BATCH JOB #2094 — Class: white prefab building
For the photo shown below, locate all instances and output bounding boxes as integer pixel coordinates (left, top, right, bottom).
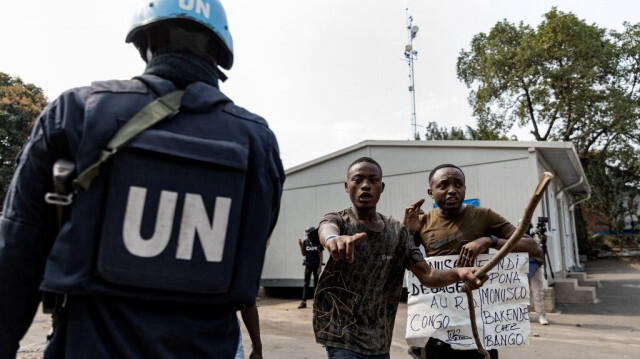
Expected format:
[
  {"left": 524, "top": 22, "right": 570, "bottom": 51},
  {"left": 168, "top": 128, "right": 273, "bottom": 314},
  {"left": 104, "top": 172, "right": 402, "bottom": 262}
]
[{"left": 262, "top": 140, "right": 591, "bottom": 291}]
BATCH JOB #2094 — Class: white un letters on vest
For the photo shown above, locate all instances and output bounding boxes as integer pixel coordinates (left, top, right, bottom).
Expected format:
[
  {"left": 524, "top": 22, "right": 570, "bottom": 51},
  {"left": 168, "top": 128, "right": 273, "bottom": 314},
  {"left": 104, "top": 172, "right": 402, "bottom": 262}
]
[{"left": 122, "top": 186, "right": 230, "bottom": 262}]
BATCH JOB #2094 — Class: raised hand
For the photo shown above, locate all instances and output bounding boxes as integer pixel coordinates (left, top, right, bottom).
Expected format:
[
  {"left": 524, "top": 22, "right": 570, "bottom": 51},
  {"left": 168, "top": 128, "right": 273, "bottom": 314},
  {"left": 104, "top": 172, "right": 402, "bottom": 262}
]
[{"left": 403, "top": 199, "right": 425, "bottom": 234}]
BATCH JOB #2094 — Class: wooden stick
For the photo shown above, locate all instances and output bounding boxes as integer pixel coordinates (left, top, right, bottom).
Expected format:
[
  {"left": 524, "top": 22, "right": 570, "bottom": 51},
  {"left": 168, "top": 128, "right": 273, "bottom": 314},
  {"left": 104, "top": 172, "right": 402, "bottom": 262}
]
[{"left": 463, "top": 172, "right": 554, "bottom": 358}]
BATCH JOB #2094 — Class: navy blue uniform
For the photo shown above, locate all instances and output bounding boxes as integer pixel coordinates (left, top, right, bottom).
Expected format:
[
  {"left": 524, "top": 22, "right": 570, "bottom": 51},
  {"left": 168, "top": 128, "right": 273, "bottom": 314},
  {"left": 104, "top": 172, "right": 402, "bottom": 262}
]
[{"left": 0, "top": 74, "right": 285, "bottom": 357}]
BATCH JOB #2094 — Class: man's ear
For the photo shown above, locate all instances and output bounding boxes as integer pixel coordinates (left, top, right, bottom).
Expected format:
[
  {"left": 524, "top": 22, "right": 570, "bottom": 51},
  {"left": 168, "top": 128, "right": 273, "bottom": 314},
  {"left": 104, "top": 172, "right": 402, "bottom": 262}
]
[
  {"left": 381, "top": 182, "right": 385, "bottom": 193},
  {"left": 344, "top": 181, "right": 348, "bottom": 192},
  {"left": 427, "top": 188, "right": 433, "bottom": 198}
]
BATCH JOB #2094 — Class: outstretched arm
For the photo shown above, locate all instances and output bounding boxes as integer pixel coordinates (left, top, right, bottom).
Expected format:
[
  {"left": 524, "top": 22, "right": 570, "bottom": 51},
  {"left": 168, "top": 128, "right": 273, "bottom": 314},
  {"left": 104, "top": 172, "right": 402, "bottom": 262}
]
[
  {"left": 506, "top": 232, "right": 542, "bottom": 259},
  {"left": 409, "top": 260, "right": 487, "bottom": 289},
  {"left": 318, "top": 223, "right": 366, "bottom": 263}
]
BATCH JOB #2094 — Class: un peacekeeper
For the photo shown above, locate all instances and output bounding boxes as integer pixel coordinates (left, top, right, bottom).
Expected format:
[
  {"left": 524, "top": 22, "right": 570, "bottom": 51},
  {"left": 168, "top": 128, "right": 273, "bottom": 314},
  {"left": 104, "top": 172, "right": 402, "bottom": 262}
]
[{"left": 0, "top": 0, "right": 285, "bottom": 357}]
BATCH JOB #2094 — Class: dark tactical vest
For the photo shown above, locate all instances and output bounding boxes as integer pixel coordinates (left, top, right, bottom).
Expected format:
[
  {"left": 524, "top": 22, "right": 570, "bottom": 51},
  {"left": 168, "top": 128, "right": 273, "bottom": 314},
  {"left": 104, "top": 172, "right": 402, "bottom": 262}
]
[{"left": 40, "top": 76, "right": 284, "bottom": 305}]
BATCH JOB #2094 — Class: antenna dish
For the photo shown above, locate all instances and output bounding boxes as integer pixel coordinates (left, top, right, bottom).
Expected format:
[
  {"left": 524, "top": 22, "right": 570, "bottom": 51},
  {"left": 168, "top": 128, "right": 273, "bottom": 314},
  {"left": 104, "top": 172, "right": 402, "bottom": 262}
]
[{"left": 411, "top": 25, "right": 420, "bottom": 38}]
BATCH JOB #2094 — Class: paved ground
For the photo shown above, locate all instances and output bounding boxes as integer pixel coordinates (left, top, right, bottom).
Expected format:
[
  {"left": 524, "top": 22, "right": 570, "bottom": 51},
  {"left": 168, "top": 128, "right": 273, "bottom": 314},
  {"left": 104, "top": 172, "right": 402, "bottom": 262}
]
[{"left": 18, "top": 256, "right": 640, "bottom": 358}]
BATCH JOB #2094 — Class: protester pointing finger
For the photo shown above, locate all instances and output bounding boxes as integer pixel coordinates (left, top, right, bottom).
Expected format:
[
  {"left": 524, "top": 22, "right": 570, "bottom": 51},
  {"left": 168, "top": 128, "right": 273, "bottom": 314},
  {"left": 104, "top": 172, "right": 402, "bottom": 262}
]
[
  {"left": 322, "top": 232, "right": 367, "bottom": 262},
  {"left": 313, "top": 157, "right": 488, "bottom": 357}
]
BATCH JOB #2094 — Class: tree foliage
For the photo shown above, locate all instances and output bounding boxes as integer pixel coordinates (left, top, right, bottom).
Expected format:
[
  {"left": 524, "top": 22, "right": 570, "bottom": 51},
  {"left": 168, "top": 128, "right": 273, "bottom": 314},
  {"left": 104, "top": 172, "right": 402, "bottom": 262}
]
[
  {"left": 583, "top": 152, "right": 639, "bottom": 239},
  {"left": 456, "top": 8, "right": 640, "bottom": 234},
  {"left": 0, "top": 72, "right": 48, "bottom": 204},
  {"left": 424, "top": 122, "right": 464, "bottom": 140}
]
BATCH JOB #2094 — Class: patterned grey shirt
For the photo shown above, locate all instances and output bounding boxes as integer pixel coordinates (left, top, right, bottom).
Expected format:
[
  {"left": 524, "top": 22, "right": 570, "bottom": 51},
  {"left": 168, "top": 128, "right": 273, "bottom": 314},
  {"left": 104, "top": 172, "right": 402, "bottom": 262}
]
[{"left": 313, "top": 208, "right": 425, "bottom": 355}]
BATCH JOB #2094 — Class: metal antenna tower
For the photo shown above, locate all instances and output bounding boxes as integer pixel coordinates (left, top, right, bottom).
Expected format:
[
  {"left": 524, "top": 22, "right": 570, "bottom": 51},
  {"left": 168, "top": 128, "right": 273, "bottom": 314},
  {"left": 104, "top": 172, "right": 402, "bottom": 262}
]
[{"left": 404, "top": 9, "right": 420, "bottom": 140}]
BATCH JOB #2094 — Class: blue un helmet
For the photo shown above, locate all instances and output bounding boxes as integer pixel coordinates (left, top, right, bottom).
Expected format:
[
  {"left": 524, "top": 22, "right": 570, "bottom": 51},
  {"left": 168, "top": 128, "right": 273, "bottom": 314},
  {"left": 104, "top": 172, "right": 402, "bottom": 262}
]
[{"left": 126, "top": 0, "right": 234, "bottom": 69}]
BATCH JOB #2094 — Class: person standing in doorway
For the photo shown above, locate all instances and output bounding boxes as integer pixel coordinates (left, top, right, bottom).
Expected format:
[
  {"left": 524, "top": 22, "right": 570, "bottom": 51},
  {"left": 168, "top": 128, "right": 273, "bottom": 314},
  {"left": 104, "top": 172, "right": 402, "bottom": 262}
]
[{"left": 298, "top": 226, "right": 323, "bottom": 309}]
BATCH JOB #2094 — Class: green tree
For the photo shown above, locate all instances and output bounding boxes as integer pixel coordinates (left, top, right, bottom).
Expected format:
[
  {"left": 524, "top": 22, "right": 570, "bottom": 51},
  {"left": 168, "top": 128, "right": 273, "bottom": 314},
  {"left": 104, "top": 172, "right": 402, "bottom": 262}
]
[
  {"left": 424, "top": 122, "right": 464, "bottom": 140},
  {"left": 456, "top": 8, "right": 640, "bottom": 245},
  {"left": 583, "top": 152, "right": 637, "bottom": 243},
  {"left": 0, "top": 72, "right": 48, "bottom": 204}
]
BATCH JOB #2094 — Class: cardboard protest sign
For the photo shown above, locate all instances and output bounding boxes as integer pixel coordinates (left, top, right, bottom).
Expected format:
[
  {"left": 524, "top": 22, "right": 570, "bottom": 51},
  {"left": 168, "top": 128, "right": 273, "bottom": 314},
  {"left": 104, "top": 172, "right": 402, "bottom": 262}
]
[{"left": 406, "top": 253, "right": 531, "bottom": 350}]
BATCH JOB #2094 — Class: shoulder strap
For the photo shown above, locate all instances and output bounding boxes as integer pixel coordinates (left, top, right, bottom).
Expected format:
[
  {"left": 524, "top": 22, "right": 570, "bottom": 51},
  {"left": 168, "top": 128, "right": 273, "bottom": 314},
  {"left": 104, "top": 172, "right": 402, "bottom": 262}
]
[{"left": 73, "top": 90, "right": 184, "bottom": 192}]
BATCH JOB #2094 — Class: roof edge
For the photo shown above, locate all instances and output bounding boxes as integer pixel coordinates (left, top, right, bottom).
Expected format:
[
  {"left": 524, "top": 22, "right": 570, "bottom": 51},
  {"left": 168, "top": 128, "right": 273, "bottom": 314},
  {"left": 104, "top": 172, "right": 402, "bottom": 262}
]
[{"left": 286, "top": 139, "right": 575, "bottom": 174}]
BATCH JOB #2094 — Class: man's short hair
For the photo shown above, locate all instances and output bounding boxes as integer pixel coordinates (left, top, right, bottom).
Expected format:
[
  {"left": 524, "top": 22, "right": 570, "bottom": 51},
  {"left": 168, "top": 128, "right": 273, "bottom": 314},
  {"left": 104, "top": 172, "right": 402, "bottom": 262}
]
[
  {"left": 428, "top": 163, "right": 464, "bottom": 183},
  {"left": 347, "top": 157, "right": 382, "bottom": 176}
]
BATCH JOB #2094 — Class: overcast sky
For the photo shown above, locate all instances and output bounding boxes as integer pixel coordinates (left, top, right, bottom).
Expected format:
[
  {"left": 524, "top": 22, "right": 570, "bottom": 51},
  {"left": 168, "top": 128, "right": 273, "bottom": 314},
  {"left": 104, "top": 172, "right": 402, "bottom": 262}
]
[{"left": 2, "top": 0, "right": 639, "bottom": 169}]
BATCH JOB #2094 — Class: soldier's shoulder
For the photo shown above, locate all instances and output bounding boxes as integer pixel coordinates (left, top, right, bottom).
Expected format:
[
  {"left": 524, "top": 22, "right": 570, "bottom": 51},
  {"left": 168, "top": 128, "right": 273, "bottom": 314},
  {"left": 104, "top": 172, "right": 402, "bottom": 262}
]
[
  {"left": 223, "top": 103, "right": 267, "bottom": 126},
  {"left": 90, "top": 79, "right": 148, "bottom": 94}
]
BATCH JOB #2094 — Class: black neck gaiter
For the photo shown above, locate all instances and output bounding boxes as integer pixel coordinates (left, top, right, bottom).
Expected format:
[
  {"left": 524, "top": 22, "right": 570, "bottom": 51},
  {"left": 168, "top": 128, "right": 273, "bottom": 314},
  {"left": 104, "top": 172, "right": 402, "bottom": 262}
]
[{"left": 144, "top": 52, "right": 219, "bottom": 89}]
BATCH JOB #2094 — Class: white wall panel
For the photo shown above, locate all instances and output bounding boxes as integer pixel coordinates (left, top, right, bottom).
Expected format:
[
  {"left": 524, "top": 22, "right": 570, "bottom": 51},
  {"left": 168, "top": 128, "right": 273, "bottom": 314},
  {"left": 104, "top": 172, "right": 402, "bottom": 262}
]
[{"left": 262, "top": 141, "right": 586, "bottom": 286}]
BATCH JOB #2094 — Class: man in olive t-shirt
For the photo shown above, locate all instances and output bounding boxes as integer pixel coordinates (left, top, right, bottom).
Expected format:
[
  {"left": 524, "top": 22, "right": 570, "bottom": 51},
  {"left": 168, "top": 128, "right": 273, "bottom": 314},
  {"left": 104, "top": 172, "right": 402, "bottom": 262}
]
[
  {"left": 417, "top": 205, "right": 514, "bottom": 257},
  {"left": 404, "top": 163, "right": 541, "bottom": 359}
]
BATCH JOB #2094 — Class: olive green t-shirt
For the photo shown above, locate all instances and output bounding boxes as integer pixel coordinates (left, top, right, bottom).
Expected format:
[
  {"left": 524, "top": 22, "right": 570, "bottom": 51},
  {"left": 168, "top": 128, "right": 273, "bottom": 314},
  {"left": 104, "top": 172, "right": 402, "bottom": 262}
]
[
  {"left": 418, "top": 205, "right": 515, "bottom": 257},
  {"left": 313, "top": 208, "right": 425, "bottom": 355}
]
